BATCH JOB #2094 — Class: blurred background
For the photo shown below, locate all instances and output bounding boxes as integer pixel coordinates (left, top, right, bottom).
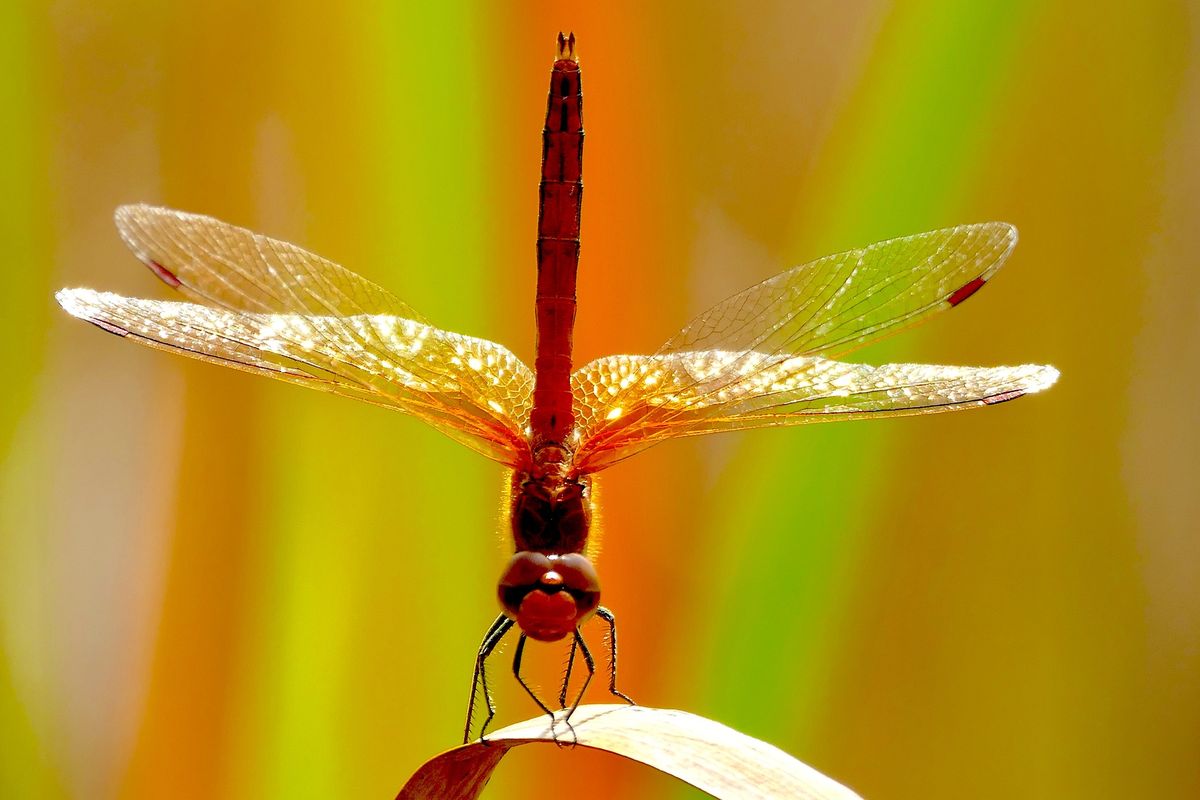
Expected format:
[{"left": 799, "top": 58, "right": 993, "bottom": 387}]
[{"left": 3, "top": 1, "right": 1197, "bottom": 798}]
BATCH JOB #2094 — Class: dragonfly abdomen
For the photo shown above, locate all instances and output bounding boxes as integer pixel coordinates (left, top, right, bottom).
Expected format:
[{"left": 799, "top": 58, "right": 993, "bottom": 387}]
[{"left": 531, "top": 34, "right": 583, "bottom": 447}]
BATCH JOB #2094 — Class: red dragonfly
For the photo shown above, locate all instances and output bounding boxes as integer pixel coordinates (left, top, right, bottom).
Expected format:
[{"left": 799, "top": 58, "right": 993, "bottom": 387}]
[{"left": 57, "top": 33, "right": 1057, "bottom": 740}]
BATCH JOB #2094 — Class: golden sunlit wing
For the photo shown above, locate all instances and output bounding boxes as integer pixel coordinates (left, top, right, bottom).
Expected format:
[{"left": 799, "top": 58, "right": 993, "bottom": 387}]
[
  {"left": 571, "top": 352, "right": 1057, "bottom": 472},
  {"left": 59, "top": 207, "right": 534, "bottom": 467},
  {"left": 570, "top": 224, "right": 1057, "bottom": 474}
]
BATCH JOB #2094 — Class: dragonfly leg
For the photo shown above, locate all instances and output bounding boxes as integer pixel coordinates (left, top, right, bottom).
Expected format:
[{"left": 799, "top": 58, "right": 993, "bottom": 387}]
[
  {"left": 558, "top": 635, "right": 579, "bottom": 709},
  {"left": 464, "top": 613, "right": 514, "bottom": 744},
  {"left": 511, "top": 633, "right": 559, "bottom": 729},
  {"left": 563, "top": 628, "right": 596, "bottom": 725},
  {"left": 548, "top": 629, "right": 595, "bottom": 748},
  {"left": 596, "top": 606, "right": 635, "bottom": 705}
]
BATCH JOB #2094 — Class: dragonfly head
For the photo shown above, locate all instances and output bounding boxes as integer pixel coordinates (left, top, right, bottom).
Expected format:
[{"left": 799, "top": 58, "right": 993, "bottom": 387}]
[{"left": 498, "top": 551, "right": 600, "bottom": 642}]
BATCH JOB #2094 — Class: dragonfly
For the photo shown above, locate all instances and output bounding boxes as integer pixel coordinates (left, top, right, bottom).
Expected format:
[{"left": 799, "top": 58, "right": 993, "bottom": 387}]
[{"left": 57, "top": 33, "right": 1058, "bottom": 742}]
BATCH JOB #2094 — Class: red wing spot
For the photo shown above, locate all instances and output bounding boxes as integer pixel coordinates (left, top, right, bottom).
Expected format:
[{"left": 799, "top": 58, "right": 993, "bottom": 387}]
[
  {"left": 983, "top": 389, "right": 1025, "bottom": 405},
  {"left": 146, "top": 259, "right": 182, "bottom": 288},
  {"left": 947, "top": 276, "right": 986, "bottom": 306}
]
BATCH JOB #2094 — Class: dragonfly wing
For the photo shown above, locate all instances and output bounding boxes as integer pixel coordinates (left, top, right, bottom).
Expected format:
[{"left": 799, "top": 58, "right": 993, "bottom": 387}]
[
  {"left": 571, "top": 351, "right": 1057, "bottom": 473},
  {"left": 114, "top": 204, "right": 422, "bottom": 318},
  {"left": 57, "top": 289, "right": 534, "bottom": 467},
  {"left": 663, "top": 222, "right": 1016, "bottom": 358},
  {"left": 569, "top": 222, "right": 1048, "bottom": 473}
]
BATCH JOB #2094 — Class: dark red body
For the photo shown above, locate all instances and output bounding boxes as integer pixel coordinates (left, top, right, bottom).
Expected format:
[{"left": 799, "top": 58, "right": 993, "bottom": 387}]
[
  {"left": 509, "top": 469, "right": 591, "bottom": 555},
  {"left": 530, "top": 53, "right": 584, "bottom": 450},
  {"left": 497, "top": 38, "right": 596, "bottom": 643}
]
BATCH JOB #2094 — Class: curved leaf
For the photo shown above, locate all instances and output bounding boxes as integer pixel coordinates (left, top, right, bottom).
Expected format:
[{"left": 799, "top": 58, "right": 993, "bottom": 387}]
[{"left": 397, "top": 704, "right": 863, "bottom": 799}]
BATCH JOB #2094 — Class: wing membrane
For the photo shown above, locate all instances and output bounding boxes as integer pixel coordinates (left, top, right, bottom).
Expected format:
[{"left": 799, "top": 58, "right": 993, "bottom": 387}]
[
  {"left": 62, "top": 206, "right": 535, "bottom": 465},
  {"left": 57, "top": 291, "right": 533, "bottom": 467},
  {"left": 663, "top": 222, "right": 1016, "bottom": 358},
  {"left": 571, "top": 351, "right": 1057, "bottom": 472},
  {"left": 571, "top": 223, "right": 1054, "bottom": 473},
  {"left": 114, "top": 204, "right": 419, "bottom": 318}
]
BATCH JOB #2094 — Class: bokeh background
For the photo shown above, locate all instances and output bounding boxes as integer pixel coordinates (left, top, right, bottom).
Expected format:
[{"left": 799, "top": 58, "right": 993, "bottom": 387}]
[{"left": 3, "top": 1, "right": 1198, "bottom": 798}]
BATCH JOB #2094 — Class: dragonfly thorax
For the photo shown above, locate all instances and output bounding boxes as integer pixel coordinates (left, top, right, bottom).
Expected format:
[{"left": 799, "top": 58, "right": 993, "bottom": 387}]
[
  {"left": 511, "top": 450, "right": 595, "bottom": 551},
  {"left": 509, "top": 469, "right": 592, "bottom": 554}
]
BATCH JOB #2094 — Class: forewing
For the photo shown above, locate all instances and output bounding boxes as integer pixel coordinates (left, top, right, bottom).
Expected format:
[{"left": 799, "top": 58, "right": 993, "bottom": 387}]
[
  {"left": 114, "top": 204, "right": 420, "bottom": 318},
  {"left": 570, "top": 222, "right": 1050, "bottom": 474},
  {"left": 57, "top": 289, "right": 534, "bottom": 467},
  {"left": 571, "top": 351, "right": 1057, "bottom": 473},
  {"left": 663, "top": 222, "right": 1017, "bottom": 358}
]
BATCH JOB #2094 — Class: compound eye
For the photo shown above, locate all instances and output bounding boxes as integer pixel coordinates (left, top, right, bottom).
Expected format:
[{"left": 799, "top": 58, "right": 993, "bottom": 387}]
[
  {"left": 551, "top": 553, "right": 600, "bottom": 619},
  {"left": 497, "top": 552, "right": 553, "bottom": 617},
  {"left": 498, "top": 551, "right": 553, "bottom": 592},
  {"left": 552, "top": 552, "right": 600, "bottom": 595}
]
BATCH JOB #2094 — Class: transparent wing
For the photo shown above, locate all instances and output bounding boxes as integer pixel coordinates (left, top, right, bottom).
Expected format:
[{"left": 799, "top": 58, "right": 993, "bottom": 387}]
[
  {"left": 570, "top": 351, "right": 1057, "bottom": 473},
  {"left": 662, "top": 222, "right": 1017, "bottom": 358},
  {"left": 570, "top": 223, "right": 1054, "bottom": 474},
  {"left": 57, "top": 289, "right": 532, "bottom": 466},
  {"left": 114, "top": 204, "right": 420, "bottom": 318},
  {"left": 60, "top": 205, "right": 534, "bottom": 467}
]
